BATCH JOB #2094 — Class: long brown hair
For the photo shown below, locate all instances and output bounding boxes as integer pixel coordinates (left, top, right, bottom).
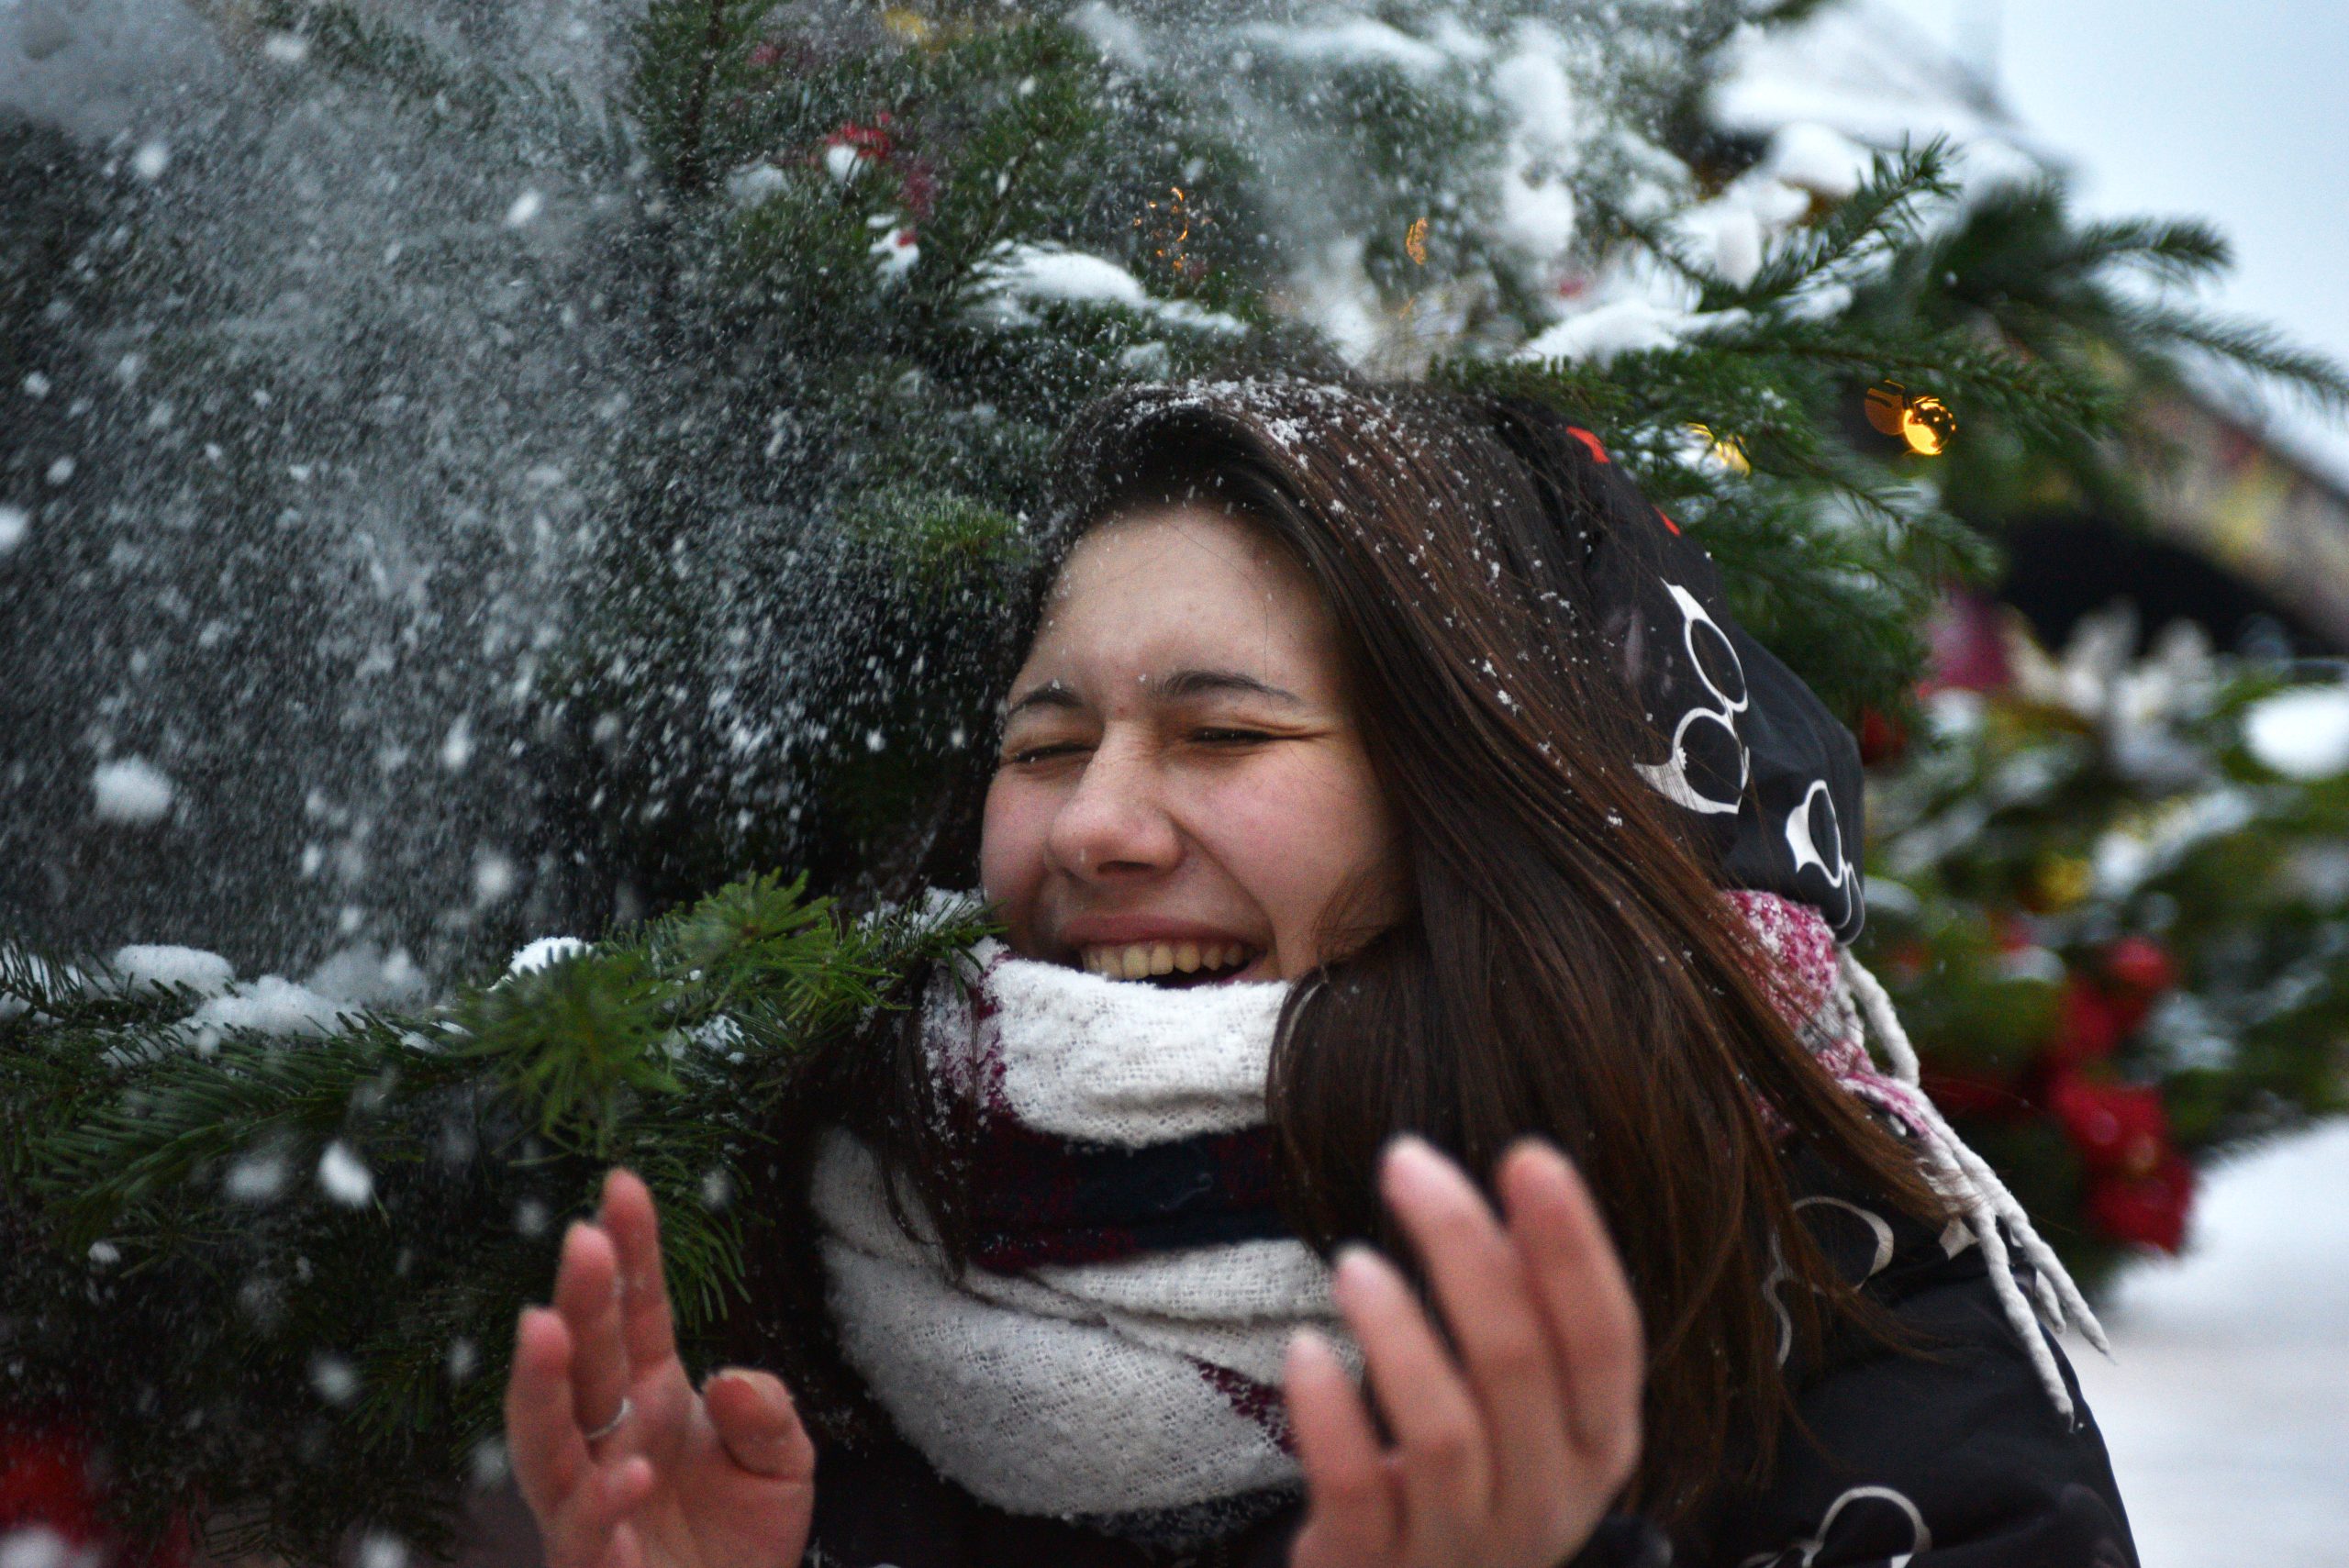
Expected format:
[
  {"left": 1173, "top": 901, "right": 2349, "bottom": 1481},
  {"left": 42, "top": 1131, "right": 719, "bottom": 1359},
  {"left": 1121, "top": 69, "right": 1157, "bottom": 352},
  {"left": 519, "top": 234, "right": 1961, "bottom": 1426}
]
[{"left": 757, "top": 375, "right": 1945, "bottom": 1524}]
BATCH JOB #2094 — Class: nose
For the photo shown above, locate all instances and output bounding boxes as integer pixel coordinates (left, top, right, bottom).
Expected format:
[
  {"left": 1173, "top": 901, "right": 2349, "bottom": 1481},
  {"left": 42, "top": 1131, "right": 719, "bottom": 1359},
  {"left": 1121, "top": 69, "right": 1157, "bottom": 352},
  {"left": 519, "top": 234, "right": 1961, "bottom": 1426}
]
[{"left": 1046, "top": 731, "right": 1181, "bottom": 881}]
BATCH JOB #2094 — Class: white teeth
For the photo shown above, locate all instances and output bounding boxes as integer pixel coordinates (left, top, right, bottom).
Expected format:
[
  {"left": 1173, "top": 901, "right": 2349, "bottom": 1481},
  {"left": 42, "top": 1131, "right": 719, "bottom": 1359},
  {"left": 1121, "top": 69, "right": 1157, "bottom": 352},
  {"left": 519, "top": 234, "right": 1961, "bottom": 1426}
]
[{"left": 1078, "top": 941, "right": 1255, "bottom": 979}]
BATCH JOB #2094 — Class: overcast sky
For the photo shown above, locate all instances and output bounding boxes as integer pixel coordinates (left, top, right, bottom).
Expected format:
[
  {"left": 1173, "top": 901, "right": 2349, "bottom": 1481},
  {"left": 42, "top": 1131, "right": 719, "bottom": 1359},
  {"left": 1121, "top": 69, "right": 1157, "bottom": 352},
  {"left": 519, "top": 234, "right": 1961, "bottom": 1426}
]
[{"left": 1883, "top": 0, "right": 2349, "bottom": 485}]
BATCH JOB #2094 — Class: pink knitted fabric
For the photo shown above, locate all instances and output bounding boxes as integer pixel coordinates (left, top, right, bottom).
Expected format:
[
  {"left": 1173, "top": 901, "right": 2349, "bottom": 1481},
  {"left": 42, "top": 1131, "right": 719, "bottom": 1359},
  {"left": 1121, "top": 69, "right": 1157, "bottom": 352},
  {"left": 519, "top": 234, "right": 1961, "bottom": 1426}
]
[{"left": 1726, "top": 889, "right": 1935, "bottom": 1140}]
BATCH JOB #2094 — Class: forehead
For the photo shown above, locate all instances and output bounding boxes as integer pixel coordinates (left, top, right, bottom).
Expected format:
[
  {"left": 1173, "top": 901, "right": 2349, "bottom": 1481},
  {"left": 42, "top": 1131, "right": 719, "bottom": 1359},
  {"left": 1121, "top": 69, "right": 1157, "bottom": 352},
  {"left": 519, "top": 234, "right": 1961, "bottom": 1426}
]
[{"left": 1019, "top": 506, "right": 1340, "bottom": 692}]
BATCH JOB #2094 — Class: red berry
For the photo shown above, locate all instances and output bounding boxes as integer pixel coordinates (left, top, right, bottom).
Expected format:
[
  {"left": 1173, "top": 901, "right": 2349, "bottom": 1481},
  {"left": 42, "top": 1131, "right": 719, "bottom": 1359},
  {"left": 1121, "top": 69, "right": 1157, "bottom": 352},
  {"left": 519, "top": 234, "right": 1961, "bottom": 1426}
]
[
  {"left": 1920, "top": 1065, "right": 2021, "bottom": 1118},
  {"left": 2043, "top": 978, "right": 2126, "bottom": 1071},
  {"left": 2047, "top": 1073, "right": 2170, "bottom": 1176},
  {"left": 1857, "top": 706, "right": 1908, "bottom": 766},
  {"left": 2103, "top": 935, "right": 2179, "bottom": 997},
  {"left": 2087, "top": 1151, "right": 2195, "bottom": 1253}
]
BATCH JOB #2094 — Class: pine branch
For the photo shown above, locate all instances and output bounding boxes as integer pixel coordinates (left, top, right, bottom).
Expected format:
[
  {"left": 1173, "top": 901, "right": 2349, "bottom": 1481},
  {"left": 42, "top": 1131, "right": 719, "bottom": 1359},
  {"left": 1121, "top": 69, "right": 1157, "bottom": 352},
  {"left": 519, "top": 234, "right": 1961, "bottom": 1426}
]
[
  {"left": 1714, "top": 140, "right": 1961, "bottom": 311},
  {"left": 2113, "top": 300, "right": 2349, "bottom": 412}
]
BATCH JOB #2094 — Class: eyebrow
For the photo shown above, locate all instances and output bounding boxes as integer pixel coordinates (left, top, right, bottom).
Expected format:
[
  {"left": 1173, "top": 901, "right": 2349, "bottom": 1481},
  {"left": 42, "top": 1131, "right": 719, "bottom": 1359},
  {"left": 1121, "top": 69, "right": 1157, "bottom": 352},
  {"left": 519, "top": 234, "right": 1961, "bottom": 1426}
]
[{"left": 1002, "top": 668, "right": 1307, "bottom": 717}]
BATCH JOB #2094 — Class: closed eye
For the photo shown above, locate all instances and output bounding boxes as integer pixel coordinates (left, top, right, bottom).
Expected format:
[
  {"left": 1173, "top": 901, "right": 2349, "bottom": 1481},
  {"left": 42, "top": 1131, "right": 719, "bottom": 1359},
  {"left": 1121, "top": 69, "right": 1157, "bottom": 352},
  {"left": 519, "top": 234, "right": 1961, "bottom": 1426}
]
[
  {"left": 1005, "top": 742, "right": 1090, "bottom": 765},
  {"left": 1194, "top": 728, "right": 1277, "bottom": 745}
]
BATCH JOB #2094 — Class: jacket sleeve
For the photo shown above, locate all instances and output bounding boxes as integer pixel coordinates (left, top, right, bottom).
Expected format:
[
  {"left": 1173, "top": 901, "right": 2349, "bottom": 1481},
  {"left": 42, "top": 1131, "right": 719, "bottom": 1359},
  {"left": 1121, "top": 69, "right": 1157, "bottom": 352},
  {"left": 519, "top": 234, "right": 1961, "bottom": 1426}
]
[{"left": 1700, "top": 1218, "right": 2139, "bottom": 1568}]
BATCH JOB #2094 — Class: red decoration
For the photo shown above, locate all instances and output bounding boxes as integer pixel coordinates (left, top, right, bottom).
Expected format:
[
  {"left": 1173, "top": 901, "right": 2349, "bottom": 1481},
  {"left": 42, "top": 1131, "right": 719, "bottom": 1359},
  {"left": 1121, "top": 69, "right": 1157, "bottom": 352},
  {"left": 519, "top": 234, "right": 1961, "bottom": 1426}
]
[
  {"left": 2086, "top": 1151, "right": 2195, "bottom": 1253},
  {"left": 0, "top": 1418, "right": 192, "bottom": 1568},
  {"left": 2043, "top": 978, "right": 2126, "bottom": 1072},
  {"left": 896, "top": 155, "right": 939, "bottom": 219},
  {"left": 1857, "top": 706, "right": 1908, "bottom": 767},
  {"left": 1988, "top": 909, "right": 2042, "bottom": 953},
  {"left": 2048, "top": 1073, "right": 2170, "bottom": 1178},
  {"left": 1921, "top": 589, "right": 2014, "bottom": 695},
  {"left": 1920, "top": 1064, "right": 2023, "bottom": 1118},
  {"left": 2102, "top": 935, "right": 2179, "bottom": 998}
]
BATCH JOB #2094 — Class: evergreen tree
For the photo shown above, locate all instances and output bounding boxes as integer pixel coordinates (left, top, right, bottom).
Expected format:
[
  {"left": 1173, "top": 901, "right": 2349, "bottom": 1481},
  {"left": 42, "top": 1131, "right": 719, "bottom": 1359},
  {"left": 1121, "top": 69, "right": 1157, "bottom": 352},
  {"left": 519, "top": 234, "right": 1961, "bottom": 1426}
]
[{"left": 4, "top": 1, "right": 2343, "bottom": 1557}]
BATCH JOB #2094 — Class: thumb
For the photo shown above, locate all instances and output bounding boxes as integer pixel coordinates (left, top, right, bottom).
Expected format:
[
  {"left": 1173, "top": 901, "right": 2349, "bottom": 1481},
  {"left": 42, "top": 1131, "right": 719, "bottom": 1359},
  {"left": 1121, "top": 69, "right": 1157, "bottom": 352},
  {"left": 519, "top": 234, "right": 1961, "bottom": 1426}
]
[{"left": 702, "top": 1367, "right": 814, "bottom": 1481}]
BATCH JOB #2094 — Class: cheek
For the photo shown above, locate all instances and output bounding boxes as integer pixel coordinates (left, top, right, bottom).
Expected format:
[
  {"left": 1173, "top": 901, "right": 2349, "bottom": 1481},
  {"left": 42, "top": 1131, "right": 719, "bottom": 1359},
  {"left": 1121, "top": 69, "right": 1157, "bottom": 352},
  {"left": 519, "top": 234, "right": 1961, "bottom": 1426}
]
[
  {"left": 1205, "top": 753, "right": 1399, "bottom": 962},
  {"left": 979, "top": 775, "right": 1051, "bottom": 926}
]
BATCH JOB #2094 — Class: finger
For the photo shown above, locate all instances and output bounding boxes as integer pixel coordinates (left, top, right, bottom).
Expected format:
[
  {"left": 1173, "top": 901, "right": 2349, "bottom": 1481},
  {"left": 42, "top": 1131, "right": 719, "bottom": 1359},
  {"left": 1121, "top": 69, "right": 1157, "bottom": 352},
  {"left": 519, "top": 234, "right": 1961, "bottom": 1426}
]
[
  {"left": 1499, "top": 1140, "right": 1644, "bottom": 1473},
  {"left": 599, "top": 1168, "right": 683, "bottom": 1377},
  {"left": 1382, "top": 1137, "right": 1575, "bottom": 1518},
  {"left": 542, "top": 1453, "right": 654, "bottom": 1568},
  {"left": 704, "top": 1367, "right": 817, "bottom": 1482},
  {"left": 1330, "top": 1245, "right": 1491, "bottom": 1555},
  {"left": 1284, "top": 1329, "right": 1399, "bottom": 1568},
  {"left": 551, "top": 1219, "right": 631, "bottom": 1439},
  {"left": 507, "top": 1307, "right": 591, "bottom": 1518}
]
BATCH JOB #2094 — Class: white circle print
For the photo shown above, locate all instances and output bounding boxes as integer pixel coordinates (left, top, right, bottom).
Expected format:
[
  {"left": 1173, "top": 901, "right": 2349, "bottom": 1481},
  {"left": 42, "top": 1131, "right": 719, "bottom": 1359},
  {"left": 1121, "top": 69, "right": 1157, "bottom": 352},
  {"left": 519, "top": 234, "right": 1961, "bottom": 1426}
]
[
  {"left": 1785, "top": 778, "right": 1859, "bottom": 931},
  {"left": 1632, "top": 581, "right": 1752, "bottom": 817}
]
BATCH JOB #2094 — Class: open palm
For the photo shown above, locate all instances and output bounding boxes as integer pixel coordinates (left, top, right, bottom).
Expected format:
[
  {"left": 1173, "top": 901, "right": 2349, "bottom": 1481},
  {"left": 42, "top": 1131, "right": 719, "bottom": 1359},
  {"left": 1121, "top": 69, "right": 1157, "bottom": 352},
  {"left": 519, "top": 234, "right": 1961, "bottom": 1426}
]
[{"left": 504, "top": 1169, "right": 816, "bottom": 1568}]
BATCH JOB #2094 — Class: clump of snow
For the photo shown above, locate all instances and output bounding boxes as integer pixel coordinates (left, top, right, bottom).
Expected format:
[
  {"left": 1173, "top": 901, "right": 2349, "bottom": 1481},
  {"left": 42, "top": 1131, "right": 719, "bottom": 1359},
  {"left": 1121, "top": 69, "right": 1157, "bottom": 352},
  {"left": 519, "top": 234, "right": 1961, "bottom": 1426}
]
[
  {"left": 317, "top": 1140, "right": 374, "bottom": 1207},
  {"left": 2243, "top": 685, "right": 2349, "bottom": 780},
  {"left": 508, "top": 936, "right": 589, "bottom": 975},
  {"left": 473, "top": 849, "right": 518, "bottom": 906},
  {"left": 968, "top": 242, "right": 1244, "bottom": 336},
  {"left": 0, "top": 1525, "right": 95, "bottom": 1568},
  {"left": 503, "top": 188, "right": 544, "bottom": 228},
  {"left": 868, "top": 220, "right": 920, "bottom": 284},
  {"left": 1518, "top": 295, "right": 1746, "bottom": 367},
  {"left": 110, "top": 943, "right": 235, "bottom": 996},
  {"left": 309, "top": 1351, "right": 359, "bottom": 1405},
  {"left": 305, "top": 943, "right": 429, "bottom": 1007},
  {"left": 1764, "top": 121, "right": 1875, "bottom": 201},
  {"left": 90, "top": 757, "right": 176, "bottom": 825},
  {"left": 188, "top": 975, "right": 353, "bottom": 1038},
  {"left": 725, "top": 161, "right": 788, "bottom": 207},
  {"left": 226, "top": 1151, "right": 289, "bottom": 1203},
  {"left": 128, "top": 139, "right": 170, "bottom": 181},
  {"left": 357, "top": 1534, "right": 407, "bottom": 1568},
  {"left": 1238, "top": 15, "right": 1450, "bottom": 77},
  {"left": 439, "top": 715, "right": 474, "bottom": 773},
  {"left": 0, "top": 506, "right": 28, "bottom": 554}
]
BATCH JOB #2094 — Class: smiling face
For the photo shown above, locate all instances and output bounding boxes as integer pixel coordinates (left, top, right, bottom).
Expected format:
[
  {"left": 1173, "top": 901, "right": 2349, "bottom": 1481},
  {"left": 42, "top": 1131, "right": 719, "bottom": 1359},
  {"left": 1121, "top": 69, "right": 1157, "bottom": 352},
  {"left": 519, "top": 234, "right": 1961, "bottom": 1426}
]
[{"left": 979, "top": 504, "right": 1405, "bottom": 985}]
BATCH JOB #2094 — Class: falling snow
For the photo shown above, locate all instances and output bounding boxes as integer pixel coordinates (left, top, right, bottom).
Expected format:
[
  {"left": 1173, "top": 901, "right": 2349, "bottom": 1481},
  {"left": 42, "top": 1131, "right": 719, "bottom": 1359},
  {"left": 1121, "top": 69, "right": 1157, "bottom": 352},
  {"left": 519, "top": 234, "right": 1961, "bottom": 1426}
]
[{"left": 90, "top": 758, "right": 175, "bottom": 826}]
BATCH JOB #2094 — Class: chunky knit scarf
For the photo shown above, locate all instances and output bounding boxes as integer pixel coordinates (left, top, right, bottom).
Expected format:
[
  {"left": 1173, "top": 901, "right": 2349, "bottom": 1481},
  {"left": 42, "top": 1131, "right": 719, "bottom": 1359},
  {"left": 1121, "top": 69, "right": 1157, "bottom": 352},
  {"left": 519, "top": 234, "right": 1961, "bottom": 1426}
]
[{"left": 809, "top": 892, "right": 2099, "bottom": 1537}]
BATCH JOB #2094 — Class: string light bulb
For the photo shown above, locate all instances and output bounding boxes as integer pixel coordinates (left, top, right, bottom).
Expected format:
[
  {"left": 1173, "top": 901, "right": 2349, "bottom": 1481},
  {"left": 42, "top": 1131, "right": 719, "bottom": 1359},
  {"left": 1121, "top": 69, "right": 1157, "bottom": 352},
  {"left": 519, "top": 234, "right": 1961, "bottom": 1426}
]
[
  {"left": 1865, "top": 381, "right": 1956, "bottom": 457},
  {"left": 1687, "top": 423, "right": 1750, "bottom": 473},
  {"left": 1405, "top": 217, "right": 1429, "bottom": 265}
]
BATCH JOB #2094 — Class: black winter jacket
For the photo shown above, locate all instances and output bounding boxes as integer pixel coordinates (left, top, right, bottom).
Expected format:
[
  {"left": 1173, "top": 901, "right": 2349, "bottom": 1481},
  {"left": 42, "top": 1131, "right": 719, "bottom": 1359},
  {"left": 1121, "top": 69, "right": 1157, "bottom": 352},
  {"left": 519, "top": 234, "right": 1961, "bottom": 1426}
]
[{"left": 796, "top": 1145, "right": 2137, "bottom": 1568}]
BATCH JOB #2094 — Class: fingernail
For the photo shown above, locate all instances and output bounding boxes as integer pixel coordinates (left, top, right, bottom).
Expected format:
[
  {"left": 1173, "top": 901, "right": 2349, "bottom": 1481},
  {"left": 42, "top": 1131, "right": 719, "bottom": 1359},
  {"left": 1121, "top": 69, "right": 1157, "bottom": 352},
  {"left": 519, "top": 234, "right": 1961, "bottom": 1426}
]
[
  {"left": 1286, "top": 1326, "right": 1334, "bottom": 1375},
  {"left": 1330, "top": 1244, "right": 1385, "bottom": 1305},
  {"left": 1381, "top": 1133, "right": 1445, "bottom": 1196}
]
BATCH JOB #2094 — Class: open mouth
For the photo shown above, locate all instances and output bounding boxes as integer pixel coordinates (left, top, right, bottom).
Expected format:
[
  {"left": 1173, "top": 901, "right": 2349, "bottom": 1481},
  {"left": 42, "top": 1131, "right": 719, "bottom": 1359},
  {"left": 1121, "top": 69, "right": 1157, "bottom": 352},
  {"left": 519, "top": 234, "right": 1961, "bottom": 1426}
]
[{"left": 1075, "top": 941, "right": 1263, "bottom": 987}]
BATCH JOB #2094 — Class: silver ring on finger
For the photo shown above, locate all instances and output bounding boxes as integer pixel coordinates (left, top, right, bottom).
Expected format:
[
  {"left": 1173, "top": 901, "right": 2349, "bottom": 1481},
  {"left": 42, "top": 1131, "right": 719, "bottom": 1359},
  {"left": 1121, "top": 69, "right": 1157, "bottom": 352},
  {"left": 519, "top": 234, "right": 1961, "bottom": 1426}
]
[{"left": 583, "top": 1396, "right": 632, "bottom": 1444}]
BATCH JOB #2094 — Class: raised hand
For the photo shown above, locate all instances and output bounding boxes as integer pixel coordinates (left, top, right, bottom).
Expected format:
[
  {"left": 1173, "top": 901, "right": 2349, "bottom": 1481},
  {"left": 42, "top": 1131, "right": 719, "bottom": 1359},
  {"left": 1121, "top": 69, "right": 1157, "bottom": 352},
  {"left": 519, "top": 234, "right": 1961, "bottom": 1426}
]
[
  {"left": 1284, "top": 1137, "right": 1645, "bottom": 1568},
  {"left": 504, "top": 1169, "right": 816, "bottom": 1568}
]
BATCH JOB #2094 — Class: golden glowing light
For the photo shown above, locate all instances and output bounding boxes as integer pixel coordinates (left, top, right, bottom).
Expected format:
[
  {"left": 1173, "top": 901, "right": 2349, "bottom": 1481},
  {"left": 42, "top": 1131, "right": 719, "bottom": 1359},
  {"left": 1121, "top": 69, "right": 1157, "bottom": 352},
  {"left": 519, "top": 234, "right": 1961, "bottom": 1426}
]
[
  {"left": 1865, "top": 381, "right": 1955, "bottom": 457},
  {"left": 1687, "top": 423, "right": 1750, "bottom": 473},
  {"left": 1405, "top": 217, "right": 1429, "bottom": 265},
  {"left": 1133, "top": 185, "right": 1208, "bottom": 278},
  {"left": 1900, "top": 394, "right": 1956, "bottom": 457},
  {"left": 881, "top": 7, "right": 933, "bottom": 43}
]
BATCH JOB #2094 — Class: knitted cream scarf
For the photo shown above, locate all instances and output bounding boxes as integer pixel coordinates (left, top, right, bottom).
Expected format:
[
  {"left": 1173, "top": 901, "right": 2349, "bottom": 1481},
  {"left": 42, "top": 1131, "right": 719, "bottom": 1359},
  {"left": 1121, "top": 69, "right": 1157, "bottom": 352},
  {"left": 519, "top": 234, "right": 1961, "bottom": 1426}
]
[{"left": 808, "top": 895, "right": 2102, "bottom": 1529}]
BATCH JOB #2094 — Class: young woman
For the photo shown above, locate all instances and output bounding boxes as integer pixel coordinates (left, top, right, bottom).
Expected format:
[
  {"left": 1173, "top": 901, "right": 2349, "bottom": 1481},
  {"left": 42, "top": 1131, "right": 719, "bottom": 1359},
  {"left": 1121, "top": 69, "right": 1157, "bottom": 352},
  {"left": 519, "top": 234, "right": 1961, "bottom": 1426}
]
[{"left": 502, "top": 378, "right": 2137, "bottom": 1567}]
